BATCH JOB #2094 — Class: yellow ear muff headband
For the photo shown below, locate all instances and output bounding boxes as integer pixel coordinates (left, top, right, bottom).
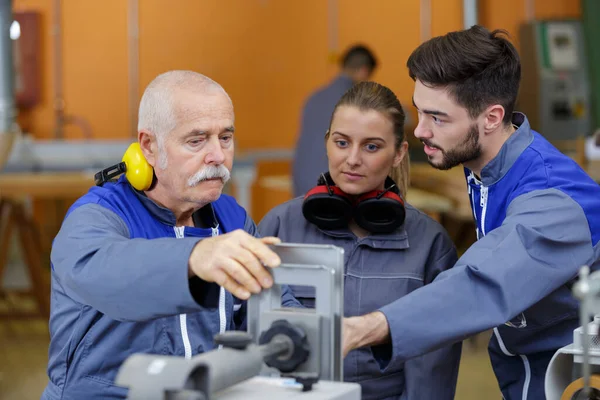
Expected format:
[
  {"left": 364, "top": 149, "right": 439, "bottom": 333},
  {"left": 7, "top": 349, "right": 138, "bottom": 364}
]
[{"left": 94, "top": 142, "right": 154, "bottom": 191}]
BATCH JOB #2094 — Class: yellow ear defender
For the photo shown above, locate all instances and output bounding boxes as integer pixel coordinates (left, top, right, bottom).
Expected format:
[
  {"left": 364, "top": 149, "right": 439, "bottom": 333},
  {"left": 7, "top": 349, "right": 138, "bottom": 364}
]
[{"left": 94, "top": 142, "right": 155, "bottom": 191}]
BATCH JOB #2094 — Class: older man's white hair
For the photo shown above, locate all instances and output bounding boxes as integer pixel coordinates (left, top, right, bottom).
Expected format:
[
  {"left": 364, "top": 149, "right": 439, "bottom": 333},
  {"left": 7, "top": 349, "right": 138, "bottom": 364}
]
[{"left": 137, "top": 70, "right": 232, "bottom": 169}]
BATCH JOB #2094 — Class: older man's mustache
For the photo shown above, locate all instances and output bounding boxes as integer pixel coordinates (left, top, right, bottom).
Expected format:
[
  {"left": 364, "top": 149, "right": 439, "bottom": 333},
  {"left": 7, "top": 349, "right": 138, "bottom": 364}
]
[{"left": 188, "top": 165, "right": 231, "bottom": 187}]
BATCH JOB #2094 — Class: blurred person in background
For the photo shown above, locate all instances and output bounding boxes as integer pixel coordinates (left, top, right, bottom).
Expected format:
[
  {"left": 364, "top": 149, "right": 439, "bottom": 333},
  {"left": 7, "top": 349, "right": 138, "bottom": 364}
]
[{"left": 292, "top": 44, "right": 378, "bottom": 197}]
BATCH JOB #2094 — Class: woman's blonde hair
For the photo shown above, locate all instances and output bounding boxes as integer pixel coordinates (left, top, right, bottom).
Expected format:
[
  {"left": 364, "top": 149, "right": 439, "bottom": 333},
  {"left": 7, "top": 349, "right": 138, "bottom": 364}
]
[{"left": 326, "top": 81, "right": 409, "bottom": 197}]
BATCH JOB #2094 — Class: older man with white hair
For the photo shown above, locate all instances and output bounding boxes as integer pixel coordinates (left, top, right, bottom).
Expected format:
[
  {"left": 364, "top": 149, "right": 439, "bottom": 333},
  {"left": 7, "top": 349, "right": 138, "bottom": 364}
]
[{"left": 42, "top": 70, "right": 299, "bottom": 400}]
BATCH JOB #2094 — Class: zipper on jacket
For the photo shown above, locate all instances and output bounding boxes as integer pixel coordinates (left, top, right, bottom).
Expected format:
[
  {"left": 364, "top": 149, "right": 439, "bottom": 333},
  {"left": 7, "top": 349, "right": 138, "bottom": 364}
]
[
  {"left": 212, "top": 225, "right": 227, "bottom": 350},
  {"left": 468, "top": 173, "right": 488, "bottom": 238},
  {"left": 174, "top": 226, "right": 192, "bottom": 360},
  {"left": 480, "top": 185, "right": 488, "bottom": 236},
  {"left": 467, "top": 172, "right": 480, "bottom": 239}
]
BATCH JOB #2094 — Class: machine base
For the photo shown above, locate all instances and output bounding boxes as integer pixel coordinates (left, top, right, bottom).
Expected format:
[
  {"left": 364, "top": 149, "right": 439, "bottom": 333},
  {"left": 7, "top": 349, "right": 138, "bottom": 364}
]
[{"left": 213, "top": 376, "right": 361, "bottom": 400}]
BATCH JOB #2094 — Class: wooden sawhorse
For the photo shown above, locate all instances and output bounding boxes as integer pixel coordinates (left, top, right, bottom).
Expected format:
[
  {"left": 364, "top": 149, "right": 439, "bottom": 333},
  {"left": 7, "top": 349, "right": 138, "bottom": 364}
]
[{"left": 0, "top": 172, "right": 94, "bottom": 320}]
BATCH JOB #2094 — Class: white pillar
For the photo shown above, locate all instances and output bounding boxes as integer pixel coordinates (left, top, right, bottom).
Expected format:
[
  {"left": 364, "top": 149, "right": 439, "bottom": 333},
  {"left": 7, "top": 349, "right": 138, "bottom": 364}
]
[{"left": 231, "top": 162, "right": 258, "bottom": 216}]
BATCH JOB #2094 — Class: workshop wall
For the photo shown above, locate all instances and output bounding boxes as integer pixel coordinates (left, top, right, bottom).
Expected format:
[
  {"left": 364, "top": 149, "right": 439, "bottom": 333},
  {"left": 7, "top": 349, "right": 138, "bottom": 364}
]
[
  {"left": 12, "top": 0, "right": 581, "bottom": 145},
  {"left": 10, "top": 0, "right": 582, "bottom": 225}
]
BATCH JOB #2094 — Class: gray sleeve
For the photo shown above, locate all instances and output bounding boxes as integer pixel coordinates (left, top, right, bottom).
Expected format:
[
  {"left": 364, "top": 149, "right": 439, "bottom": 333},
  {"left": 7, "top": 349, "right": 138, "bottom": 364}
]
[
  {"left": 423, "top": 222, "right": 459, "bottom": 284},
  {"left": 377, "top": 188, "right": 594, "bottom": 370},
  {"left": 244, "top": 213, "right": 259, "bottom": 236},
  {"left": 402, "top": 223, "right": 461, "bottom": 399},
  {"left": 51, "top": 203, "right": 212, "bottom": 322},
  {"left": 257, "top": 209, "right": 281, "bottom": 238},
  {"left": 373, "top": 216, "right": 462, "bottom": 392}
]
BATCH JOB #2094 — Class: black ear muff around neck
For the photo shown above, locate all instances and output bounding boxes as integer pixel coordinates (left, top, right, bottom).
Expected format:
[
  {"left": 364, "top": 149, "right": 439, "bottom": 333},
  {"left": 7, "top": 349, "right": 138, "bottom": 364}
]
[
  {"left": 302, "top": 173, "right": 406, "bottom": 233},
  {"left": 302, "top": 185, "right": 353, "bottom": 230},
  {"left": 354, "top": 189, "right": 405, "bottom": 234}
]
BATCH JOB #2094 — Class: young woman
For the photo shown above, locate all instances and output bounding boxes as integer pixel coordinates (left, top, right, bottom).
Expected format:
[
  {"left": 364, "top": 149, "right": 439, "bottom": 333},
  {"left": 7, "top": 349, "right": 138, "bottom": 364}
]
[{"left": 259, "top": 81, "right": 461, "bottom": 400}]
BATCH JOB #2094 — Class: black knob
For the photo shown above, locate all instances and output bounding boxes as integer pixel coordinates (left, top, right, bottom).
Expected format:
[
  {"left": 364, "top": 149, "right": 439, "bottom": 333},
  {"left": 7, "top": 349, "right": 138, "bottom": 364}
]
[
  {"left": 259, "top": 320, "right": 310, "bottom": 373},
  {"left": 213, "top": 331, "right": 253, "bottom": 350},
  {"left": 293, "top": 374, "right": 319, "bottom": 392}
]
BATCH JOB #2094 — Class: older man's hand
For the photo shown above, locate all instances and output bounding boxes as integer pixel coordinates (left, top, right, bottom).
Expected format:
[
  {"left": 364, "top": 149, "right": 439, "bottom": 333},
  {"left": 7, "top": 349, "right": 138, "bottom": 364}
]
[{"left": 188, "top": 229, "right": 281, "bottom": 300}]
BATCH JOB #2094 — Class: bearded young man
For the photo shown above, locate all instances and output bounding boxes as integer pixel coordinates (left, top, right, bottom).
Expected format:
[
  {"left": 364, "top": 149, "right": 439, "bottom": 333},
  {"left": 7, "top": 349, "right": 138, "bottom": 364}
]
[{"left": 336, "top": 26, "right": 600, "bottom": 400}]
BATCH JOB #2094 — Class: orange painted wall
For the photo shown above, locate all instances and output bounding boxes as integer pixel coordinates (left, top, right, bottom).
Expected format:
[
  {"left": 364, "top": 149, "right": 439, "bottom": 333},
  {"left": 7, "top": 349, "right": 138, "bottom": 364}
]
[
  {"left": 9, "top": 0, "right": 580, "bottom": 144},
  {"left": 13, "top": 0, "right": 129, "bottom": 140},
  {"left": 338, "top": 1, "right": 420, "bottom": 113},
  {"left": 61, "top": 0, "right": 128, "bottom": 140},
  {"left": 533, "top": 0, "right": 581, "bottom": 20},
  {"left": 11, "top": 0, "right": 582, "bottom": 145},
  {"left": 13, "top": 0, "right": 334, "bottom": 148},
  {"left": 480, "top": 0, "right": 581, "bottom": 51},
  {"left": 10, "top": 0, "right": 582, "bottom": 223},
  {"left": 138, "top": 0, "right": 332, "bottom": 149}
]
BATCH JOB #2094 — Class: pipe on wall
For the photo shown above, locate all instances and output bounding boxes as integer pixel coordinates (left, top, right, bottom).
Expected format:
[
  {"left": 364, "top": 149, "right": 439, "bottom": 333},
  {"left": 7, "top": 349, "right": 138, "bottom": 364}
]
[
  {"left": 128, "top": 0, "right": 139, "bottom": 139},
  {"left": 525, "top": 0, "right": 535, "bottom": 22},
  {"left": 52, "top": 0, "right": 92, "bottom": 140},
  {"left": 420, "top": 0, "right": 431, "bottom": 43},
  {"left": 326, "top": 0, "right": 339, "bottom": 66},
  {"left": 0, "top": 0, "right": 16, "bottom": 169},
  {"left": 463, "top": 0, "right": 478, "bottom": 29}
]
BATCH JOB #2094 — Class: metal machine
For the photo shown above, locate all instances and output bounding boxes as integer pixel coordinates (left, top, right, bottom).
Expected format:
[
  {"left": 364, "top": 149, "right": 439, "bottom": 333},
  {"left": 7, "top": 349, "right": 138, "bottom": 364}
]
[
  {"left": 115, "top": 243, "right": 361, "bottom": 400},
  {"left": 546, "top": 266, "right": 600, "bottom": 399},
  {"left": 519, "top": 20, "right": 592, "bottom": 140}
]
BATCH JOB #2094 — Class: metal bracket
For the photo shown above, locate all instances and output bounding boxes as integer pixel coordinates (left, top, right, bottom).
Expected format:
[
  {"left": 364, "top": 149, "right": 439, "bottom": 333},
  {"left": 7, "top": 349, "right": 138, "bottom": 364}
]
[{"left": 247, "top": 243, "right": 344, "bottom": 381}]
